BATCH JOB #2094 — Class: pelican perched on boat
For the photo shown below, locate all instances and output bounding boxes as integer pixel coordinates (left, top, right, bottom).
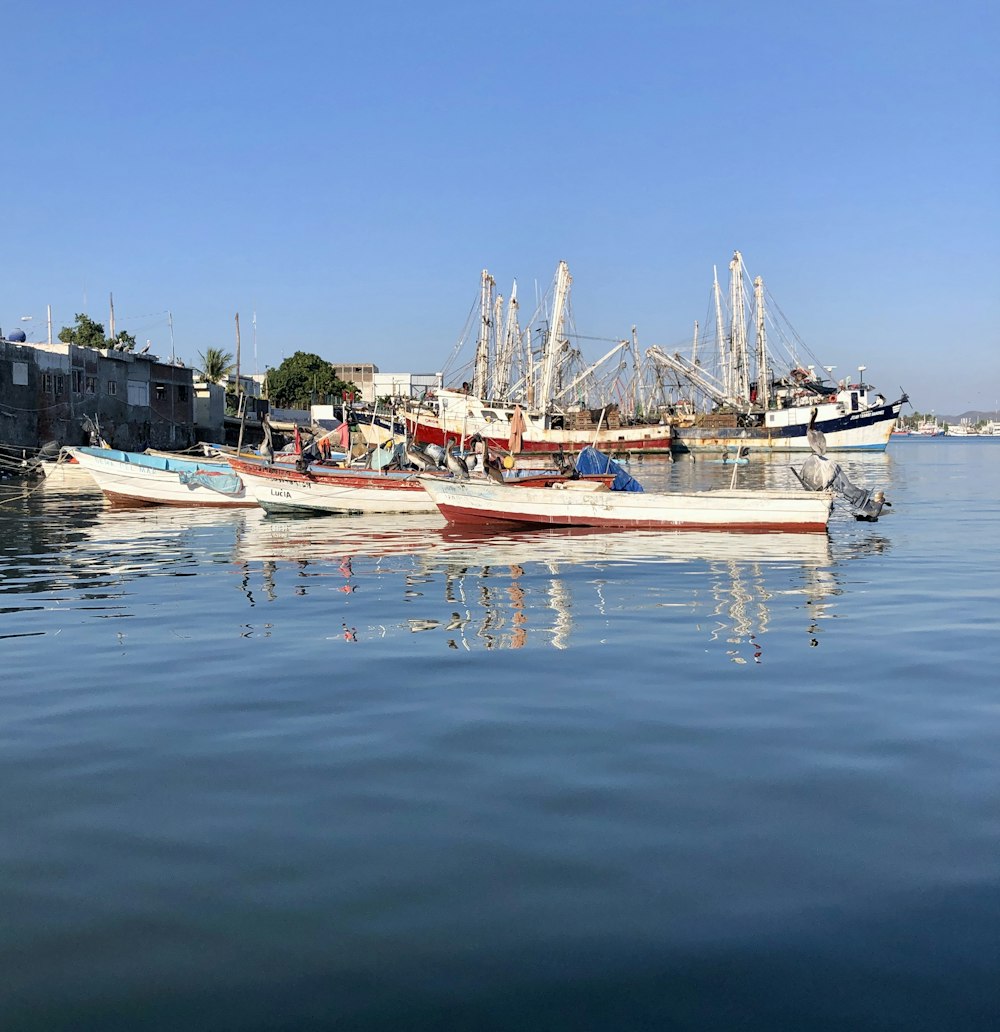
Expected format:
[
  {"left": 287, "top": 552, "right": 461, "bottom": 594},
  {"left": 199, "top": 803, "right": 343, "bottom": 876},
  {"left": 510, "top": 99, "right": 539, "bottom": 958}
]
[
  {"left": 483, "top": 455, "right": 505, "bottom": 483},
  {"left": 807, "top": 408, "right": 827, "bottom": 456},
  {"left": 404, "top": 444, "right": 434, "bottom": 471},
  {"left": 797, "top": 409, "right": 889, "bottom": 519},
  {"left": 444, "top": 442, "right": 470, "bottom": 479},
  {"left": 260, "top": 415, "right": 274, "bottom": 465}
]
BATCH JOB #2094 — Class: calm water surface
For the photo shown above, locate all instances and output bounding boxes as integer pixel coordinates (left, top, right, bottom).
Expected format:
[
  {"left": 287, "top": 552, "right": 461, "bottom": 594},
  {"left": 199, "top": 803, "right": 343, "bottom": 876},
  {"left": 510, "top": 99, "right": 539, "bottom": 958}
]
[{"left": 1, "top": 440, "right": 998, "bottom": 1030}]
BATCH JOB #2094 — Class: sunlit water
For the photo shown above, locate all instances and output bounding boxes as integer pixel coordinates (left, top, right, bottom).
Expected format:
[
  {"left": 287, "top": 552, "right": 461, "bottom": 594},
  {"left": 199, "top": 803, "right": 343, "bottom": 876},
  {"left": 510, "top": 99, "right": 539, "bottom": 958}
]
[{"left": 1, "top": 439, "right": 998, "bottom": 1030}]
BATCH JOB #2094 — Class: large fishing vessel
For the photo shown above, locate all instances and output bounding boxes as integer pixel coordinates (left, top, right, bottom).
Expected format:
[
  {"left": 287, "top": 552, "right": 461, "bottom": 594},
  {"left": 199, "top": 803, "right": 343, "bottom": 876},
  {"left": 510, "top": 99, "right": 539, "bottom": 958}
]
[
  {"left": 647, "top": 251, "right": 907, "bottom": 454},
  {"left": 400, "top": 263, "right": 673, "bottom": 457}
]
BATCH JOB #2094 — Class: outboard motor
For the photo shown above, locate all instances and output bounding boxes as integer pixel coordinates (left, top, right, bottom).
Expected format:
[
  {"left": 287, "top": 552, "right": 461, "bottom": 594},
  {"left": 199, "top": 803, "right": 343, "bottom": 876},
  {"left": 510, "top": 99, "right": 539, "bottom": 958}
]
[{"left": 798, "top": 453, "right": 889, "bottom": 521}]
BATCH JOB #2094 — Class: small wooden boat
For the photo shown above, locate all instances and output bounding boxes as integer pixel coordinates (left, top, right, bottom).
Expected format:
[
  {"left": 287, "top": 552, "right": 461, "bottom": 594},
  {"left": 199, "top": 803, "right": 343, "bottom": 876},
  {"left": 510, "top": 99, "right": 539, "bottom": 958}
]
[
  {"left": 37, "top": 448, "right": 102, "bottom": 490},
  {"left": 418, "top": 475, "right": 832, "bottom": 531},
  {"left": 67, "top": 446, "right": 255, "bottom": 507},
  {"left": 228, "top": 454, "right": 439, "bottom": 515}
]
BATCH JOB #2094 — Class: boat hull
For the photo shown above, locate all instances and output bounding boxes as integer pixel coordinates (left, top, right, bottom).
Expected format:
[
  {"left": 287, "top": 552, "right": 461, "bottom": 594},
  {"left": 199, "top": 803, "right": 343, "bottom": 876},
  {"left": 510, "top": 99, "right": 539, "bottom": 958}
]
[
  {"left": 671, "top": 397, "right": 904, "bottom": 454},
  {"left": 38, "top": 453, "right": 101, "bottom": 491},
  {"left": 403, "top": 390, "right": 672, "bottom": 456},
  {"left": 419, "top": 477, "right": 832, "bottom": 532},
  {"left": 68, "top": 447, "right": 254, "bottom": 507},
  {"left": 229, "top": 457, "right": 438, "bottom": 515}
]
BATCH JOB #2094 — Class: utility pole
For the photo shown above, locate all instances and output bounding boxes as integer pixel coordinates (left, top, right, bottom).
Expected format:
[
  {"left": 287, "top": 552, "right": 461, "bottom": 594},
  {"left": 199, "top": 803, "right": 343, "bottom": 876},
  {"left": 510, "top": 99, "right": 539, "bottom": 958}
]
[{"left": 235, "top": 313, "right": 245, "bottom": 455}]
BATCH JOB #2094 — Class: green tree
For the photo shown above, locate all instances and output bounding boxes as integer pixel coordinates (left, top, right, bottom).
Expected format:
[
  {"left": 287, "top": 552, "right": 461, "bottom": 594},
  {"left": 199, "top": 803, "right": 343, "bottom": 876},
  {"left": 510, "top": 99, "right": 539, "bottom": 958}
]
[
  {"left": 266, "top": 351, "right": 358, "bottom": 409},
  {"left": 197, "top": 346, "right": 236, "bottom": 383},
  {"left": 58, "top": 313, "right": 108, "bottom": 349},
  {"left": 57, "top": 314, "right": 138, "bottom": 351}
]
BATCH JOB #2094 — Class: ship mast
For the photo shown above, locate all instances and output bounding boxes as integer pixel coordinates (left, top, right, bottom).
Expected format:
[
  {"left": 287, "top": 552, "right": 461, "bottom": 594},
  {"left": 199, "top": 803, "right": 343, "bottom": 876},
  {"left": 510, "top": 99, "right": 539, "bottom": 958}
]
[
  {"left": 729, "top": 250, "right": 749, "bottom": 404},
  {"left": 538, "top": 261, "right": 571, "bottom": 410},
  {"left": 713, "top": 266, "right": 728, "bottom": 402},
  {"left": 472, "top": 269, "right": 494, "bottom": 399},
  {"left": 630, "top": 326, "right": 647, "bottom": 418},
  {"left": 753, "top": 275, "right": 770, "bottom": 408},
  {"left": 494, "top": 280, "right": 519, "bottom": 402}
]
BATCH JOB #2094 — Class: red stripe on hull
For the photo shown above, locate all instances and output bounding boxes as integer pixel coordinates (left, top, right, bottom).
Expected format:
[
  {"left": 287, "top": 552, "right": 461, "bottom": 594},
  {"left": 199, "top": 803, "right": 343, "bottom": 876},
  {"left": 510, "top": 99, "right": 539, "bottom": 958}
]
[
  {"left": 405, "top": 421, "right": 672, "bottom": 455},
  {"left": 434, "top": 502, "right": 827, "bottom": 533},
  {"left": 229, "top": 461, "right": 426, "bottom": 493},
  {"left": 103, "top": 489, "right": 254, "bottom": 508}
]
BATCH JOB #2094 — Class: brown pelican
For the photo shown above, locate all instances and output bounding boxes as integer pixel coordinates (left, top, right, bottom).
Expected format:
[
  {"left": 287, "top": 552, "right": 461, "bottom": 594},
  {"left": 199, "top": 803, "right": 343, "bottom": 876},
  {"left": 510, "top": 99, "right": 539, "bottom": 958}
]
[
  {"left": 404, "top": 444, "right": 434, "bottom": 471},
  {"left": 807, "top": 408, "right": 827, "bottom": 456},
  {"left": 797, "top": 410, "right": 890, "bottom": 519},
  {"left": 483, "top": 456, "right": 505, "bottom": 483},
  {"left": 445, "top": 442, "right": 470, "bottom": 478},
  {"left": 260, "top": 415, "right": 274, "bottom": 464}
]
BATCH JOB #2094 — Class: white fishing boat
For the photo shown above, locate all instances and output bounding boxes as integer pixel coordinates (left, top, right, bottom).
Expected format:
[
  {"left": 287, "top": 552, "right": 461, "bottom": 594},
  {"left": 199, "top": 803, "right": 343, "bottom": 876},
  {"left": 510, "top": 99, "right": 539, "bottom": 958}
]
[
  {"left": 67, "top": 446, "right": 255, "bottom": 507},
  {"left": 419, "top": 474, "right": 832, "bottom": 532},
  {"left": 914, "top": 418, "right": 943, "bottom": 436},
  {"left": 401, "top": 264, "right": 673, "bottom": 457},
  {"left": 227, "top": 442, "right": 615, "bottom": 516},
  {"left": 228, "top": 454, "right": 439, "bottom": 515},
  {"left": 647, "top": 250, "right": 907, "bottom": 454},
  {"left": 36, "top": 449, "right": 101, "bottom": 490}
]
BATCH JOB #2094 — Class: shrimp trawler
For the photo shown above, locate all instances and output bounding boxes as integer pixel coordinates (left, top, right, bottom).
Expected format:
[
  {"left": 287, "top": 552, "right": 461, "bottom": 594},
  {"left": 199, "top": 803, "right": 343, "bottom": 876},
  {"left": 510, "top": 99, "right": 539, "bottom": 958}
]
[
  {"left": 647, "top": 251, "right": 907, "bottom": 454},
  {"left": 400, "top": 263, "right": 673, "bottom": 458}
]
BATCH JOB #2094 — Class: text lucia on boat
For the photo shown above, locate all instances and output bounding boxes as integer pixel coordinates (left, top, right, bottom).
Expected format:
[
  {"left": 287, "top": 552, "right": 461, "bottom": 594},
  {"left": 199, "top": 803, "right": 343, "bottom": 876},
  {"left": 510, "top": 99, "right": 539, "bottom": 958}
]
[
  {"left": 645, "top": 250, "right": 908, "bottom": 453},
  {"left": 226, "top": 437, "right": 618, "bottom": 517},
  {"left": 400, "top": 263, "right": 674, "bottom": 458}
]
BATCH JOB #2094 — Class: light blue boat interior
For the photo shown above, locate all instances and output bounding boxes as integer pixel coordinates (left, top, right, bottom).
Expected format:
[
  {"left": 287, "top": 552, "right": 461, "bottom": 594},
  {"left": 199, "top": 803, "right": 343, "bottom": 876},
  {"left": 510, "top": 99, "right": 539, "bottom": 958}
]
[{"left": 76, "top": 446, "right": 230, "bottom": 473}]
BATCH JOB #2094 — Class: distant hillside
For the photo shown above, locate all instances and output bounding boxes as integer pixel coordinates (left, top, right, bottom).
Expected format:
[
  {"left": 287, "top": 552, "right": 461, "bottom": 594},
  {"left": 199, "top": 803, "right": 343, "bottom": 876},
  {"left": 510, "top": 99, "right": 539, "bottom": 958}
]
[{"left": 936, "top": 411, "right": 997, "bottom": 424}]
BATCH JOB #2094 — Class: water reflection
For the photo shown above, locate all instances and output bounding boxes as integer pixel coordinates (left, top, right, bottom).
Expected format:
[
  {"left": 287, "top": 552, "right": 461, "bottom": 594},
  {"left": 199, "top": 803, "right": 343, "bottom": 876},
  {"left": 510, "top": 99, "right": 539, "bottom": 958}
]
[
  {"left": 233, "top": 511, "right": 891, "bottom": 658},
  {"left": 0, "top": 492, "right": 893, "bottom": 660},
  {"left": 0, "top": 489, "right": 246, "bottom": 614}
]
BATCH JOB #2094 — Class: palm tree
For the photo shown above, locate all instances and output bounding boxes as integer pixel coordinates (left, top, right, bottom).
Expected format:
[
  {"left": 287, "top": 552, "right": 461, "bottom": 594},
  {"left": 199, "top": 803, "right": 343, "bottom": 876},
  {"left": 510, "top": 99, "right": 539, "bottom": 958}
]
[{"left": 198, "top": 346, "right": 235, "bottom": 384}]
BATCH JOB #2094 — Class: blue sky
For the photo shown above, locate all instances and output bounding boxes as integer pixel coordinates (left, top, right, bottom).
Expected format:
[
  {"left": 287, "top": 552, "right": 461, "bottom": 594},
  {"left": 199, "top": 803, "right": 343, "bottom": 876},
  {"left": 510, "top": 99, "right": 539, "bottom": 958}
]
[{"left": 3, "top": 1, "right": 998, "bottom": 415}]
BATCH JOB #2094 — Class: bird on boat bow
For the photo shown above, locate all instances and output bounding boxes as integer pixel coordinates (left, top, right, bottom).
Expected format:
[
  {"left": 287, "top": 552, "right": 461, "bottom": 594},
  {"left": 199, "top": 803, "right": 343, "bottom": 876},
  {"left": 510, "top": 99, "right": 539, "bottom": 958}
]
[
  {"left": 260, "top": 415, "right": 275, "bottom": 464},
  {"left": 444, "top": 442, "right": 470, "bottom": 479},
  {"left": 798, "top": 410, "right": 889, "bottom": 521}
]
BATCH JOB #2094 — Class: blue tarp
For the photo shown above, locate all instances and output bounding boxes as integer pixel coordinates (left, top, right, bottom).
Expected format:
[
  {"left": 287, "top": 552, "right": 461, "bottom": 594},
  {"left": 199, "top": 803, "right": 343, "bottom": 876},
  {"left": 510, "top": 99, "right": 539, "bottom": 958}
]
[
  {"left": 177, "top": 470, "right": 244, "bottom": 496},
  {"left": 575, "top": 446, "right": 644, "bottom": 492}
]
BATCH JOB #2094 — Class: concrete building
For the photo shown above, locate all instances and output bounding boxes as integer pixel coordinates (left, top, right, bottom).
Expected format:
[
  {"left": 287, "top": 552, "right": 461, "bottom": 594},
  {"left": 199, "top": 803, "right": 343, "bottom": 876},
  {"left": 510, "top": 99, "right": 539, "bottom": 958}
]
[
  {"left": 331, "top": 363, "right": 377, "bottom": 401},
  {"left": 329, "top": 362, "right": 442, "bottom": 405},
  {"left": 1, "top": 336, "right": 197, "bottom": 451}
]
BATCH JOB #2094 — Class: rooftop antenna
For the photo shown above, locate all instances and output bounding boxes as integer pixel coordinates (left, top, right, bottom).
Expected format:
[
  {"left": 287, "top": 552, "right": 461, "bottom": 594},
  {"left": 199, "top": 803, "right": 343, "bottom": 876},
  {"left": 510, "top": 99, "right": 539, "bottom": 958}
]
[{"left": 168, "top": 311, "right": 175, "bottom": 364}]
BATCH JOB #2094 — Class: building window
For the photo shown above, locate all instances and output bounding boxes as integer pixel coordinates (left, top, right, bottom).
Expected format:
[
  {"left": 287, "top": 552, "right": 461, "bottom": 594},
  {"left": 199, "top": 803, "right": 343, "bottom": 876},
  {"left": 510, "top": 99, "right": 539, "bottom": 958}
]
[
  {"left": 127, "top": 380, "right": 149, "bottom": 406},
  {"left": 12, "top": 361, "right": 28, "bottom": 386},
  {"left": 177, "top": 384, "right": 188, "bottom": 402},
  {"left": 55, "top": 374, "right": 64, "bottom": 395},
  {"left": 154, "top": 383, "right": 167, "bottom": 402},
  {"left": 72, "top": 370, "right": 83, "bottom": 393},
  {"left": 43, "top": 373, "right": 54, "bottom": 393},
  {"left": 108, "top": 380, "right": 117, "bottom": 396},
  {"left": 85, "top": 376, "right": 97, "bottom": 394}
]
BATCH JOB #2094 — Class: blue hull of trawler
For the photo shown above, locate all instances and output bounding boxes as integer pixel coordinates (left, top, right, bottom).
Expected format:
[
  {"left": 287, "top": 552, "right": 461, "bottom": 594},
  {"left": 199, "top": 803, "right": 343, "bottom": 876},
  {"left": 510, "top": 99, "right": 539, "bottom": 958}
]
[{"left": 671, "top": 398, "right": 905, "bottom": 454}]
